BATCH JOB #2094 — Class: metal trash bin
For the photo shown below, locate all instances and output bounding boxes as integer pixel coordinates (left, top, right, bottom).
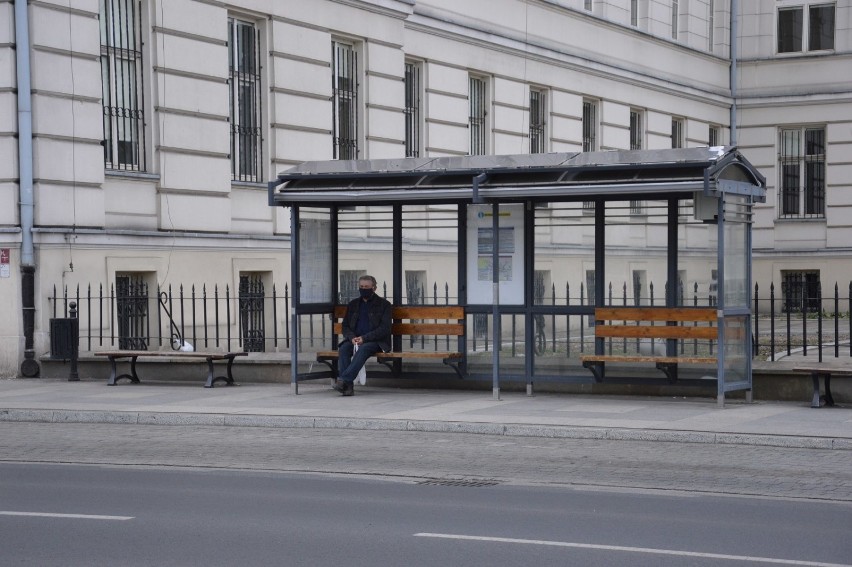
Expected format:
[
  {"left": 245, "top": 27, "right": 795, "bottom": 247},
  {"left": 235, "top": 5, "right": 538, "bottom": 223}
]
[
  {"left": 50, "top": 318, "right": 78, "bottom": 360},
  {"left": 49, "top": 301, "right": 80, "bottom": 381}
]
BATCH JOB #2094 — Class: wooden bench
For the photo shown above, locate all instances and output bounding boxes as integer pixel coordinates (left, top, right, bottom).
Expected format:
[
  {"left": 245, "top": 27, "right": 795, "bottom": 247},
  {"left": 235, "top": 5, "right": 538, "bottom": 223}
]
[
  {"left": 94, "top": 350, "right": 248, "bottom": 388},
  {"left": 792, "top": 365, "right": 852, "bottom": 408},
  {"left": 581, "top": 307, "right": 718, "bottom": 383},
  {"left": 316, "top": 305, "right": 465, "bottom": 379}
]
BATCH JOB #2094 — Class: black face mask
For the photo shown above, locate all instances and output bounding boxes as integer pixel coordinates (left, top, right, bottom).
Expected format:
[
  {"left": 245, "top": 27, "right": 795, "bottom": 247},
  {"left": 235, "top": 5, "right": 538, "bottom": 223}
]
[{"left": 359, "top": 289, "right": 374, "bottom": 300}]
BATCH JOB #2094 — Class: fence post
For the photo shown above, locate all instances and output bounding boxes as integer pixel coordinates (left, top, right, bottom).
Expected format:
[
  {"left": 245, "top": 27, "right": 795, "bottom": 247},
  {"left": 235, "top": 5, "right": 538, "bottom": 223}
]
[
  {"left": 770, "top": 282, "right": 776, "bottom": 361},
  {"left": 753, "top": 283, "right": 759, "bottom": 356}
]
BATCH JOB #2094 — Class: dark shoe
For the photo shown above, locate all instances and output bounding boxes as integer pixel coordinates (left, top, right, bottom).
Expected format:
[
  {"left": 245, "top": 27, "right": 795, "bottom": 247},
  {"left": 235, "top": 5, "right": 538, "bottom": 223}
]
[
  {"left": 341, "top": 382, "right": 355, "bottom": 396},
  {"left": 332, "top": 380, "right": 346, "bottom": 393}
]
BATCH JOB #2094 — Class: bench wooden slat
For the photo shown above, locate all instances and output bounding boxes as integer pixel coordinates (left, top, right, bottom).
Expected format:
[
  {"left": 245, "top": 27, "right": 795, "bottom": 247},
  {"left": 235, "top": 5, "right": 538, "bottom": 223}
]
[
  {"left": 792, "top": 366, "right": 852, "bottom": 376},
  {"left": 392, "top": 323, "right": 465, "bottom": 336},
  {"left": 594, "top": 325, "right": 717, "bottom": 340},
  {"left": 378, "top": 351, "right": 462, "bottom": 359},
  {"left": 95, "top": 351, "right": 247, "bottom": 360},
  {"left": 581, "top": 355, "right": 716, "bottom": 364},
  {"left": 596, "top": 307, "right": 717, "bottom": 322},
  {"left": 392, "top": 306, "right": 464, "bottom": 320}
]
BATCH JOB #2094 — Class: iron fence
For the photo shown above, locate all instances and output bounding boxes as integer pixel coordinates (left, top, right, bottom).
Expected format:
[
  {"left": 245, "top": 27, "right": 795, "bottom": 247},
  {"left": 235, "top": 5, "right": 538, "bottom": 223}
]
[{"left": 48, "top": 279, "right": 851, "bottom": 360}]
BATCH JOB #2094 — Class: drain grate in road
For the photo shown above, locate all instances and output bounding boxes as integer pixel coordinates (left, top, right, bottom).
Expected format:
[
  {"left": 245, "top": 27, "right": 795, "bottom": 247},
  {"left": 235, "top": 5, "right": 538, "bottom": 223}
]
[{"left": 417, "top": 479, "right": 500, "bottom": 487}]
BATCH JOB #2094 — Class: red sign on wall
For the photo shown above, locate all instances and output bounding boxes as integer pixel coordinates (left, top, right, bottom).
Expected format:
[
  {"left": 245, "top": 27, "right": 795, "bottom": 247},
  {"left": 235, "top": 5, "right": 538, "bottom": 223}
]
[{"left": 0, "top": 248, "right": 9, "bottom": 278}]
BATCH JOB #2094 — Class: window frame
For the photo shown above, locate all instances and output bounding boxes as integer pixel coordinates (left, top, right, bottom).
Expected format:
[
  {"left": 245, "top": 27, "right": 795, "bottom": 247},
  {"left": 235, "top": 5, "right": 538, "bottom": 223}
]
[
  {"left": 777, "top": 2, "right": 835, "bottom": 54},
  {"left": 469, "top": 75, "right": 488, "bottom": 156},
  {"left": 529, "top": 87, "right": 547, "bottom": 154},
  {"left": 404, "top": 60, "right": 422, "bottom": 158},
  {"left": 99, "top": 0, "right": 147, "bottom": 172},
  {"left": 332, "top": 40, "right": 360, "bottom": 160},
  {"left": 671, "top": 117, "right": 684, "bottom": 149},
  {"left": 228, "top": 16, "right": 264, "bottom": 182},
  {"left": 779, "top": 126, "right": 826, "bottom": 219},
  {"left": 582, "top": 99, "right": 598, "bottom": 152}
]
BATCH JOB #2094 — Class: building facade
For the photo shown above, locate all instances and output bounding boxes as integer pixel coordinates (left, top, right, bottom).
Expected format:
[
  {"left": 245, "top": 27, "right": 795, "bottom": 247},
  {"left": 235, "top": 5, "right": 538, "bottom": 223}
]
[{"left": 1, "top": 0, "right": 849, "bottom": 377}]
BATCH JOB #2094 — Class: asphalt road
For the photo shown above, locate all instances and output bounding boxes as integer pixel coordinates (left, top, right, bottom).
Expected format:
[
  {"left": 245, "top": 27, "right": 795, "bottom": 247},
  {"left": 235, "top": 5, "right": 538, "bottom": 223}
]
[
  {"left": 1, "top": 422, "right": 851, "bottom": 566},
  {"left": 1, "top": 422, "right": 850, "bottom": 500}
]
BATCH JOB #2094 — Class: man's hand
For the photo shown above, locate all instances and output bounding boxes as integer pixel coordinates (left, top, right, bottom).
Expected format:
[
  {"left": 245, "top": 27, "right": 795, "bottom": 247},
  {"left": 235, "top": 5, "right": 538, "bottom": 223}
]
[{"left": 352, "top": 336, "right": 364, "bottom": 345}]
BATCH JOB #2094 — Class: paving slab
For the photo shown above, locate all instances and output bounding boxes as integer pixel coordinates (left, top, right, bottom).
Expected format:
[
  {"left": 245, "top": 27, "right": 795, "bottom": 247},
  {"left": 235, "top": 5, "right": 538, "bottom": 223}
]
[{"left": 1, "top": 378, "right": 850, "bottom": 449}]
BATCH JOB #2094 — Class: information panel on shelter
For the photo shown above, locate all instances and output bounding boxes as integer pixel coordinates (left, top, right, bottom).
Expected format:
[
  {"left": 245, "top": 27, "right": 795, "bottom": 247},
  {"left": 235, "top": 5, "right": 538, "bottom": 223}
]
[{"left": 466, "top": 204, "right": 524, "bottom": 305}]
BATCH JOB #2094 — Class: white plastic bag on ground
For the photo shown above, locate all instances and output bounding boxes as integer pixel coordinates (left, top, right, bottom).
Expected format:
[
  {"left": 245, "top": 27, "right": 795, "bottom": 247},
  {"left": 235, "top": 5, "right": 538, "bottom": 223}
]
[{"left": 353, "top": 344, "right": 367, "bottom": 385}]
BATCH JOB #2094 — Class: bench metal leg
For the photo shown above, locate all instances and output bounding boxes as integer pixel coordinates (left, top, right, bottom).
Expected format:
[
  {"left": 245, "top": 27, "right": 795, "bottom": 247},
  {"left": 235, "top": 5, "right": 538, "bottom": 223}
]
[
  {"left": 204, "top": 356, "right": 238, "bottom": 388},
  {"left": 656, "top": 362, "right": 678, "bottom": 383},
  {"left": 582, "top": 361, "right": 604, "bottom": 382},
  {"left": 810, "top": 372, "right": 835, "bottom": 408},
  {"left": 106, "top": 356, "right": 140, "bottom": 386},
  {"left": 443, "top": 359, "right": 466, "bottom": 379}
]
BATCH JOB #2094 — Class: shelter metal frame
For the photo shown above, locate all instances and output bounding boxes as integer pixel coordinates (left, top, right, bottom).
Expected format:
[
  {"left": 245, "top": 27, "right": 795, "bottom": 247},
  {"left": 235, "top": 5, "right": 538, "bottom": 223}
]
[{"left": 269, "top": 147, "right": 766, "bottom": 405}]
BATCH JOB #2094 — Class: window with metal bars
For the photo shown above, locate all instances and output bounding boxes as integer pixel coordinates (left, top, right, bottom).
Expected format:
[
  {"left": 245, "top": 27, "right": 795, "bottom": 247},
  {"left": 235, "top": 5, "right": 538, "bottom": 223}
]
[
  {"left": 629, "top": 110, "right": 644, "bottom": 215},
  {"left": 404, "top": 61, "right": 421, "bottom": 158},
  {"left": 629, "top": 109, "right": 643, "bottom": 150},
  {"left": 469, "top": 76, "right": 487, "bottom": 155},
  {"left": 671, "top": 0, "right": 679, "bottom": 39},
  {"left": 582, "top": 100, "right": 597, "bottom": 152},
  {"left": 99, "top": 0, "right": 146, "bottom": 171},
  {"left": 708, "top": 0, "right": 715, "bottom": 50},
  {"left": 780, "top": 127, "right": 825, "bottom": 218},
  {"left": 529, "top": 88, "right": 546, "bottom": 154},
  {"left": 781, "top": 270, "right": 821, "bottom": 313},
  {"left": 332, "top": 41, "right": 359, "bottom": 159},
  {"left": 228, "top": 18, "right": 263, "bottom": 182},
  {"left": 671, "top": 118, "right": 684, "bottom": 148}
]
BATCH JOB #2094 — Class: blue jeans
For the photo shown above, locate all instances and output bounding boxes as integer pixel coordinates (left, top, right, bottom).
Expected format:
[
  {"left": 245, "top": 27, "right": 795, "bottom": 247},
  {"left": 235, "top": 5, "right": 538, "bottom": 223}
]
[{"left": 337, "top": 341, "right": 381, "bottom": 384}]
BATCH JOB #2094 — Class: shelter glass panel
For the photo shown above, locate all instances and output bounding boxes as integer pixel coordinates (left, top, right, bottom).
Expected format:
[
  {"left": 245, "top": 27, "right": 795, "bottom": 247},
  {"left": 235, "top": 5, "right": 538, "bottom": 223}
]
[
  {"left": 466, "top": 204, "right": 524, "bottom": 305},
  {"left": 533, "top": 202, "right": 595, "bottom": 376},
  {"left": 604, "top": 201, "right": 669, "bottom": 307},
  {"left": 723, "top": 315, "right": 749, "bottom": 383},
  {"left": 677, "top": 197, "right": 718, "bottom": 307},
  {"left": 465, "top": 313, "right": 528, "bottom": 381},
  {"left": 723, "top": 195, "right": 749, "bottom": 308},
  {"left": 299, "top": 209, "right": 333, "bottom": 304},
  {"left": 337, "top": 206, "right": 394, "bottom": 302},
  {"left": 402, "top": 205, "right": 459, "bottom": 305}
]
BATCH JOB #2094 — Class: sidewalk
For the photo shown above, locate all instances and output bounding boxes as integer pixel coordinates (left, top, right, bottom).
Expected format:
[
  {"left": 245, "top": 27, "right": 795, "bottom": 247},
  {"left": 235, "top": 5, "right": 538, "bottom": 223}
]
[{"left": 1, "top": 377, "right": 850, "bottom": 450}]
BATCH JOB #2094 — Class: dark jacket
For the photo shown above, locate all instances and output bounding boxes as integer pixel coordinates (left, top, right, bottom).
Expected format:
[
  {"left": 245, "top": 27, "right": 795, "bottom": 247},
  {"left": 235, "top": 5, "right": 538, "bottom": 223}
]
[{"left": 341, "top": 294, "right": 392, "bottom": 352}]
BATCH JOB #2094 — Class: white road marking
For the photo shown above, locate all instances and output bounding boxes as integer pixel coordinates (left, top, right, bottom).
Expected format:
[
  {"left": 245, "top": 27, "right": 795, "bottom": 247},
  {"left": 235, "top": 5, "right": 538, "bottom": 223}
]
[
  {"left": 414, "top": 533, "right": 851, "bottom": 567},
  {"left": 0, "top": 511, "right": 133, "bottom": 521}
]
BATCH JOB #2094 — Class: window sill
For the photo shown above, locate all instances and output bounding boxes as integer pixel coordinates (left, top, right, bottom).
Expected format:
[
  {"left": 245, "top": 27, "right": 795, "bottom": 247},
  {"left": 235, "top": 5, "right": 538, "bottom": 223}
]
[
  {"left": 105, "top": 170, "right": 160, "bottom": 182},
  {"left": 776, "top": 216, "right": 826, "bottom": 223}
]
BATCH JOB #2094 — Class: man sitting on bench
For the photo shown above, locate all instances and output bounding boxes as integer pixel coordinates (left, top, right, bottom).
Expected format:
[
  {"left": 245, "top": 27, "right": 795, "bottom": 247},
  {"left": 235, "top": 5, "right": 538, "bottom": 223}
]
[{"left": 332, "top": 275, "right": 392, "bottom": 396}]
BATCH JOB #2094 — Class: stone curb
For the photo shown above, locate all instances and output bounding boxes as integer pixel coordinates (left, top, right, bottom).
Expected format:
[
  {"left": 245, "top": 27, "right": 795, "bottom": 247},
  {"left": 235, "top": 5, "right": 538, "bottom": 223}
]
[{"left": 1, "top": 408, "right": 849, "bottom": 450}]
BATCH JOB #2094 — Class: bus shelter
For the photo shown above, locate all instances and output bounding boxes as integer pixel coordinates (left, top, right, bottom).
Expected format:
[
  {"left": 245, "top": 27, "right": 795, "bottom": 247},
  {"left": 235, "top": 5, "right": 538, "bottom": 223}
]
[{"left": 268, "top": 147, "right": 765, "bottom": 405}]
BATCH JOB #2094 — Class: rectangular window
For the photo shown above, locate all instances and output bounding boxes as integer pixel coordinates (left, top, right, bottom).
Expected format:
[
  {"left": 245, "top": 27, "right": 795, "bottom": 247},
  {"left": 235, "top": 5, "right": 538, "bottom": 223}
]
[
  {"left": 228, "top": 18, "right": 263, "bottom": 182},
  {"left": 100, "top": 0, "right": 146, "bottom": 171},
  {"left": 780, "top": 127, "right": 825, "bottom": 218},
  {"left": 809, "top": 4, "right": 835, "bottom": 51},
  {"left": 708, "top": 0, "right": 715, "bottom": 50},
  {"left": 582, "top": 100, "right": 597, "bottom": 152},
  {"left": 629, "top": 109, "right": 644, "bottom": 215},
  {"left": 671, "top": 118, "right": 684, "bottom": 149},
  {"left": 332, "top": 41, "right": 359, "bottom": 159},
  {"left": 671, "top": 0, "right": 679, "bottom": 39},
  {"left": 709, "top": 125, "right": 721, "bottom": 147},
  {"left": 631, "top": 0, "right": 638, "bottom": 26},
  {"left": 529, "top": 88, "right": 546, "bottom": 154},
  {"left": 469, "top": 76, "right": 487, "bottom": 155},
  {"left": 584, "top": 0, "right": 593, "bottom": 10},
  {"left": 778, "top": 4, "right": 835, "bottom": 54},
  {"left": 404, "top": 61, "right": 421, "bottom": 158},
  {"left": 781, "top": 270, "right": 821, "bottom": 313},
  {"left": 629, "top": 109, "right": 643, "bottom": 150}
]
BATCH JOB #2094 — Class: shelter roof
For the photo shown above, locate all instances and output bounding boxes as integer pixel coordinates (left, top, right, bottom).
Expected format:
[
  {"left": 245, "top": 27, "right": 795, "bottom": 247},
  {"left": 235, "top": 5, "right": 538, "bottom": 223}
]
[{"left": 269, "top": 147, "right": 765, "bottom": 206}]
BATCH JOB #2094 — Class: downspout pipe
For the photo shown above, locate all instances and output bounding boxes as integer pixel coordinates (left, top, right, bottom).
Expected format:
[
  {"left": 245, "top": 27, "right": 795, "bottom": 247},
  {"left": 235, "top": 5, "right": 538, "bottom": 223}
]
[
  {"left": 16, "top": 0, "right": 39, "bottom": 377},
  {"left": 730, "top": 0, "right": 738, "bottom": 147}
]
